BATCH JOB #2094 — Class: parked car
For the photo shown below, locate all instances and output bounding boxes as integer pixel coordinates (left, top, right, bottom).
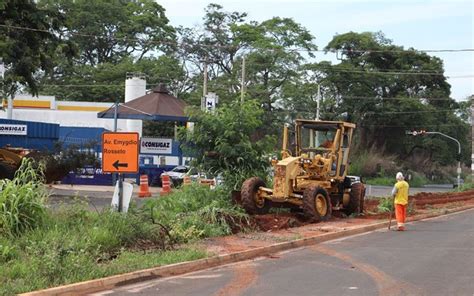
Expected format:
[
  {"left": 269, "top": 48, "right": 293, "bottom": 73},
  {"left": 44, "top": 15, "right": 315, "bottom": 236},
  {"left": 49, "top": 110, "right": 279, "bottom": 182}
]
[
  {"left": 160, "top": 165, "right": 189, "bottom": 186},
  {"left": 161, "top": 166, "right": 225, "bottom": 188},
  {"left": 347, "top": 175, "right": 362, "bottom": 185},
  {"left": 453, "top": 178, "right": 464, "bottom": 188},
  {"left": 188, "top": 168, "right": 224, "bottom": 187}
]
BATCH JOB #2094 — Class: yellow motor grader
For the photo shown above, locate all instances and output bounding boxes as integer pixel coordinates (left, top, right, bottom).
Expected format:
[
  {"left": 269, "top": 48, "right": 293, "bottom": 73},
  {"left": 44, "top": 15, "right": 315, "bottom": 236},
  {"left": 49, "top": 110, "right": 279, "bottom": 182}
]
[
  {"left": 241, "top": 120, "right": 365, "bottom": 221},
  {"left": 0, "top": 147, "right": 27, "bottom": 180}
]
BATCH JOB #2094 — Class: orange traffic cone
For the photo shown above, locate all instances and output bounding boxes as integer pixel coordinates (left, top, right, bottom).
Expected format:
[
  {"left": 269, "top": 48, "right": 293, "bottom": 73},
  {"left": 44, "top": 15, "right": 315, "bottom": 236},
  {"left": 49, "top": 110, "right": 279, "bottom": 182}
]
[
  {"left": 138, "top": 175, "right": 152, "bottom": 198},
  {"left": 160, "top": 174, "right": 172, "bottom": 196},
  {"left": 183, "top": 175, "right": 191, "bottom": 186}
]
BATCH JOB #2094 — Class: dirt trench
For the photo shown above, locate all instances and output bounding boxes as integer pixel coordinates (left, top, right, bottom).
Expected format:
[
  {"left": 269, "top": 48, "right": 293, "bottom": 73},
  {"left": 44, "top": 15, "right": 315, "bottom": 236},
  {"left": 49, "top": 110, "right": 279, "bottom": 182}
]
[{"left": 243, "top": 189, "right": 474, "bottom": 232}]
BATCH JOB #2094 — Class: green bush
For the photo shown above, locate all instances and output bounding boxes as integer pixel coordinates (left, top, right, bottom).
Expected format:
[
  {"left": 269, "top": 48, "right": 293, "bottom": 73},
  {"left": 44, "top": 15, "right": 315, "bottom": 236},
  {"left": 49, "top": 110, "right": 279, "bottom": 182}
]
[
  {"left": 366, "top": 177, "right": 394, "bottom": 186},
  {"left": 143, "top": 184, "right": 250, "bottom": 243},
  {"left": 0, "top": 158, "right": 48, "bottom": 236},
  {"left": 366, "top": 173, "right": 429, "bottom": 188},
  {"left": 349, "top": 148, "right": 398, "bottom": 178},
  {"left": 409, "top": 172, "right": 429, "bottom": 187},
  {"left": 377, "top": 197, "right": 394, "bottom": 213}
]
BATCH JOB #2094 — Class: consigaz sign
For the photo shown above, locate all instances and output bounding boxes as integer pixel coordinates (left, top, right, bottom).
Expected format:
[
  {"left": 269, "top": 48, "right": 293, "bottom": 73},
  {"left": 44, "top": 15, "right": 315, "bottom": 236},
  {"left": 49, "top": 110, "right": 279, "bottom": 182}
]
[{"left": 140, "top": 137, "right": 173, "bottom": 154}]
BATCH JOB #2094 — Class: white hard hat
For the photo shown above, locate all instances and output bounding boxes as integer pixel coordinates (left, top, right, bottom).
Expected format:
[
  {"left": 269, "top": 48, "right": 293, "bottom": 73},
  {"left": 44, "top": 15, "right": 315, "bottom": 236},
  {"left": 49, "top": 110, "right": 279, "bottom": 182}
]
[{"left": 396, "top": 172, "right": 404, "bottom": 180}]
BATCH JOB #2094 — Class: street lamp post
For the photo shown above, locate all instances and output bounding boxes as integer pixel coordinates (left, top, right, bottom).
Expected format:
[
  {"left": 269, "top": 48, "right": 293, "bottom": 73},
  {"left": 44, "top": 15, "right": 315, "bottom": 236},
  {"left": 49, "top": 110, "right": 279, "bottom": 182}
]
[{"left": 409, "top": 130, "right": 462, "bottom": 190}]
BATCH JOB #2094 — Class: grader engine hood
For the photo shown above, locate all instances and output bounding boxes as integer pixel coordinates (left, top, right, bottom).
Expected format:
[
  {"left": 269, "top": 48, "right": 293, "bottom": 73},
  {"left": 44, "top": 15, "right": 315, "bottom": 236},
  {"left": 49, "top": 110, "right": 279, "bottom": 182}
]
[{"left": 273, "top": 156, "right": 301, "bottom": 198}]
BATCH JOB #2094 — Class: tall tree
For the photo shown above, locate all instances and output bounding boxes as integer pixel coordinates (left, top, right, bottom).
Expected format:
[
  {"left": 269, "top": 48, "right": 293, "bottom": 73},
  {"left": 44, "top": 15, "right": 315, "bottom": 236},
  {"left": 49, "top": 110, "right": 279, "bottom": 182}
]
[
  {"left": 0, "top": 0, "right": 63, "bottom": 96},
  {"left": 38, "top": 0, "right": 182, "bottom": 102},
  {"left": 178, "top": 4, "right": 318, "bottom": 134},
  {"left": 40, "top": 0, "right": 176, "bottom": 66}
]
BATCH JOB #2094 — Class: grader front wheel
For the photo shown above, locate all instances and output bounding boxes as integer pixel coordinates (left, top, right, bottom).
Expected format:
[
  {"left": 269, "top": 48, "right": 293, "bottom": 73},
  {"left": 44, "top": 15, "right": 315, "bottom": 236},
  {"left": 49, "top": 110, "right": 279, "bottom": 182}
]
[
  {"left": 303, "top": 186, "right": 332, "bottom": 222},
  {"left": 345, "top": 182, "right": 366, "bottom": 215},
  {"left": 241, "top": 177, "right": 271, "bottom": 215}
]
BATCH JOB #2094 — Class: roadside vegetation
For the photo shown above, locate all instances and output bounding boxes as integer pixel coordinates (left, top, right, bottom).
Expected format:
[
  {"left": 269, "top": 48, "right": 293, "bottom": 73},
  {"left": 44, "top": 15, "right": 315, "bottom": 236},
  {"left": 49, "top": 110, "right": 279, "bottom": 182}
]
[
  {"left": 178, "top": 100, "right": 275, "bottom": 191},
  {"left": 0, "top": 160, "right": 251, "bottom": 295},
  {"left": 349, "top": 148, "right": 468, "bottom": 188}
]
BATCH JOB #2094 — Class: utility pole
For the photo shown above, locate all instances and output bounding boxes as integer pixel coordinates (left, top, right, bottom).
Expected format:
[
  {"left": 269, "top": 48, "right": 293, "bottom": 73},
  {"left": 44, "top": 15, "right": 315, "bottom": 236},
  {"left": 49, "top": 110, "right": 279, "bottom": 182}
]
[
  {"left": 241, "top": 56, "right": 246, "bottom": 103},
  {"left": 202, "top": 60, "right": 208, "bottom": 111},
  {"left": 316, "top": 84, "right": 321, "bottom": 120},
  {"left": 471, "top": 97, "right": 474, "bottom": 182}
]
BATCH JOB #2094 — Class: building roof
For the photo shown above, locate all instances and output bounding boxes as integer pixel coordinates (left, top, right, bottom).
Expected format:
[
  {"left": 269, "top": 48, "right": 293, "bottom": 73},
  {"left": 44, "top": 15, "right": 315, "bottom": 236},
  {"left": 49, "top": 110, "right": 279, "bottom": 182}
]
[{"left": 97, "top": 84, "right": 188, "bottom": 122}]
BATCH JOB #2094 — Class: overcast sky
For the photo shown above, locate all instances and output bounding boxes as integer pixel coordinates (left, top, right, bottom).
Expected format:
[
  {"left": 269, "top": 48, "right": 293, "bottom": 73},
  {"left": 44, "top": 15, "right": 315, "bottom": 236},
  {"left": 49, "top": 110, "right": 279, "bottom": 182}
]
[{"left": 158, "top": 0, "right": 473, "bottom": 101}]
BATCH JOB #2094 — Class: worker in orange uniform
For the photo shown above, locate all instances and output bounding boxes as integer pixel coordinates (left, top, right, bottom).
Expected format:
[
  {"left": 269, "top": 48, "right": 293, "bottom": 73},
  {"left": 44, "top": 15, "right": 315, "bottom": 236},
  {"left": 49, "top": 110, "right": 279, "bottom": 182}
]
[{"left": 391, "top": 172, "right": 410, "bottom": 231}]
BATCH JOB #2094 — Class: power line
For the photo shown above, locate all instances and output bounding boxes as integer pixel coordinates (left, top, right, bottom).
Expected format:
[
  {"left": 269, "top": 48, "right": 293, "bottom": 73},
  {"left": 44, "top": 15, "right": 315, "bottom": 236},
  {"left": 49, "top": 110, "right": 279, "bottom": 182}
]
[
  {"left": 274, "top": 109, "right": 461, "bottom": 115},
  {"left": 1, "top": 24, "right": 473, "bottom": 55},
  {"left": 199, "top": 85, "right": 470, "bottom": 101},
  {"left": 338, "top": 96, "right": 461, "bottom": 101},
  {"left": 41, "top": 82, "right": 177, "bottom": 88},
  {"left": 203, "top": 52, "right": 472, "bottom": 76},
  {"left": 3, "top": 24, "right": 473, "bottom": 78},
  {"left": 359, "top": 124, "right": 468, "bottom": 128}
]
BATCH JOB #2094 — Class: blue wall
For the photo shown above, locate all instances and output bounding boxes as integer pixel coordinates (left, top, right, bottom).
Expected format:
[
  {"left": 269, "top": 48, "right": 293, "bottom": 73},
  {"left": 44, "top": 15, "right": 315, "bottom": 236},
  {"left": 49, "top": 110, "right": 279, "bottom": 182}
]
[
  {"left": 0, "top": 119, "right": 59, "bottom": 151},
  {"left": 59, "top": 126, "right": 108, "bottom": 152}
]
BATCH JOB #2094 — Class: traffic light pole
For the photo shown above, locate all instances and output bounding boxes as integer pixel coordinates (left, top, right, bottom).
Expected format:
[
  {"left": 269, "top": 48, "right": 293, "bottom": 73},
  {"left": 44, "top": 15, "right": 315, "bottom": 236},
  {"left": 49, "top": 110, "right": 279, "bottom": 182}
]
[{"left": 424, "top": 132, "right": 462, "bottom": 190}]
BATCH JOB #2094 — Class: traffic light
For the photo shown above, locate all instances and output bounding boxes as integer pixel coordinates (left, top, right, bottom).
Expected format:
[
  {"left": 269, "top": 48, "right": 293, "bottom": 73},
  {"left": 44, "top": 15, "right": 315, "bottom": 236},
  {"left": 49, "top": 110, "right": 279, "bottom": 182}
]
[{"left": 406, "top": 130, "right": 427, "bottom": 136}]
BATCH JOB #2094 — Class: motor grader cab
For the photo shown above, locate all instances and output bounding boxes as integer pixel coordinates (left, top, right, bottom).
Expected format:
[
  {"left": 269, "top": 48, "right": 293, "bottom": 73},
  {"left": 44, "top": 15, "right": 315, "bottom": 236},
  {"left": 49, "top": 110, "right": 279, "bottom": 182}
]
[{"left": 241, "top": 120, "right": 365, "bottom": 221}]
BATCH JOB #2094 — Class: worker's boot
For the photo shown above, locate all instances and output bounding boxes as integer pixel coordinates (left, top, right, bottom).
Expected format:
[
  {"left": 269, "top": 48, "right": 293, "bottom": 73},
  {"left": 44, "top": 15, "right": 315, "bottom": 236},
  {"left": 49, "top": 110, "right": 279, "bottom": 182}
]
[{"left": 397, "top": 226, "right": 405, "bottom": 231}]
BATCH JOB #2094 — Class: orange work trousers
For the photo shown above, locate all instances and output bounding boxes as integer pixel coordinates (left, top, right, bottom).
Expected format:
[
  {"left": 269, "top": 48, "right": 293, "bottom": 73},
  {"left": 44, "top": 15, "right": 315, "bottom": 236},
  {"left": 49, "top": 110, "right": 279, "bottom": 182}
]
[{"left": 395, "top": 204, "right": 407, "bottom": 229}]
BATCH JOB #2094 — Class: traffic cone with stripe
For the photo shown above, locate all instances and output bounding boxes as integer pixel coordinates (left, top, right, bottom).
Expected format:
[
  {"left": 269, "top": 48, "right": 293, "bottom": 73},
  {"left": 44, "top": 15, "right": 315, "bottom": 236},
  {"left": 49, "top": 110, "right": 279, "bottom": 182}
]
[
  {"left": 161, "top": 174, "right": 172, "bottom": 196},
  {"left": 138, "top": 174, "right": 151, "bottom": 198},
  {"left": 183, "top": 175, "right": 191, "bottom": 186}
]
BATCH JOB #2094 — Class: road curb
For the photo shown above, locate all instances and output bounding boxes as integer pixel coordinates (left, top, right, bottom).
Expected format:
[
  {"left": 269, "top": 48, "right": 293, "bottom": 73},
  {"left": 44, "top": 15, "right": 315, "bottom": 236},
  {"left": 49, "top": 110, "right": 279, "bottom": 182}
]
[{"left": 20, "top": 204, "right": 474, "bottom": 296}]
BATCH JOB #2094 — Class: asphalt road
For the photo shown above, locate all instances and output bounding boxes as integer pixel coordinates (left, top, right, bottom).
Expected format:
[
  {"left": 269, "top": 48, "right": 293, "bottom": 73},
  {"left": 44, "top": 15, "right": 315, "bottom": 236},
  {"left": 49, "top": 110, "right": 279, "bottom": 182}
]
[
  {"left": 89, "top": 208, "right": 474, "bottom": 296},
  {"left": 365, "top": 184, "right": 453, "bottom": 197}
]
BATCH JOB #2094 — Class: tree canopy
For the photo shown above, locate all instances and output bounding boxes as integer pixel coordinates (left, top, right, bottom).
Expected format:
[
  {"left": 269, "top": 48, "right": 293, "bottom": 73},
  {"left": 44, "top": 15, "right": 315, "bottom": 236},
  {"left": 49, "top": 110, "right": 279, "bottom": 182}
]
[
  {"left": 2, "top": 1, "right": 471, "bottom": 176},
  {"left": 0, "top": 0, "right": 63, "bottom": 96}
]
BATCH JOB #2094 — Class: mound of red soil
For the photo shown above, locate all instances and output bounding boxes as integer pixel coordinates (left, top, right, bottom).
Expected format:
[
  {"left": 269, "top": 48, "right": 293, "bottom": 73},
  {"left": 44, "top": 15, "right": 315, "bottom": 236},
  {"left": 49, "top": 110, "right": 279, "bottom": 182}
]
[
  {"left": 411, "top": 190, "right": 474, "bottom": 206},
  {"left": 254, "top": 213, "right": 306, "bottom": 231}
]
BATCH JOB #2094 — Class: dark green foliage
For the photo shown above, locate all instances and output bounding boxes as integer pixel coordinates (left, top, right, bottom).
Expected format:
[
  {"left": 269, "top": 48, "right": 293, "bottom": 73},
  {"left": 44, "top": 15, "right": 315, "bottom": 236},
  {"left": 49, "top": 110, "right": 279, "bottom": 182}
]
[
  {"left": 0, "top": 0, "right": 64, "bottom": 95},
  {"left": 317, "top": 31, "right": 469, "bottom": 166}
]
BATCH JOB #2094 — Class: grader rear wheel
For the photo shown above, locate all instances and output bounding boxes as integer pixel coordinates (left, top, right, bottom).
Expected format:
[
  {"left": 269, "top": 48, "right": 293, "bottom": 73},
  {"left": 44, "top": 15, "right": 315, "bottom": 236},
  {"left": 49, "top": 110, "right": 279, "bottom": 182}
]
[
  {"left": 345, "top": 182, "right": 365, "bottom": 215},
  {"left": 0, "top": 162, "right": 17, "bottom": 180},
  {"left": 241, "top": 177, "right": 270, "bottom": 215},
  {"left": 303, "top": 186, "right": 332, "bottom": 222}
]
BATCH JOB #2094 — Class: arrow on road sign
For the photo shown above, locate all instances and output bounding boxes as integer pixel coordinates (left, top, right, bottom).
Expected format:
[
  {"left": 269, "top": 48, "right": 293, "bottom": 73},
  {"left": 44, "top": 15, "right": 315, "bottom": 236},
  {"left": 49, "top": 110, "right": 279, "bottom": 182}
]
[
  {"left": 102, "top": 132, "right": 139, "bottom": 173},
  {"left": 113, "top": 160, "right": 128, "bottom": 170}
]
